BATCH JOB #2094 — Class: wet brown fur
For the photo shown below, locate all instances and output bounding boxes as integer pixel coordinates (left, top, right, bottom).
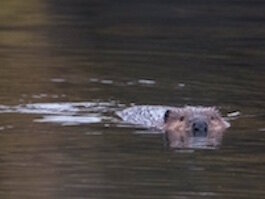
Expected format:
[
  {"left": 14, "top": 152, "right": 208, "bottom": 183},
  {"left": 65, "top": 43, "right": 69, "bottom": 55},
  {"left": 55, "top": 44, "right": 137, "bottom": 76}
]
[{"left": 164, "top": 106, "right": 230, "bottom": 148}]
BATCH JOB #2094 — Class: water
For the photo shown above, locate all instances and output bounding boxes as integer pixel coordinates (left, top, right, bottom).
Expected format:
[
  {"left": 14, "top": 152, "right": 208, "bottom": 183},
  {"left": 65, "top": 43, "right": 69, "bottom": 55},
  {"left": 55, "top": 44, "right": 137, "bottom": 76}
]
[{"left": 0, "top": 0, "right": 265, "bottom": 198}]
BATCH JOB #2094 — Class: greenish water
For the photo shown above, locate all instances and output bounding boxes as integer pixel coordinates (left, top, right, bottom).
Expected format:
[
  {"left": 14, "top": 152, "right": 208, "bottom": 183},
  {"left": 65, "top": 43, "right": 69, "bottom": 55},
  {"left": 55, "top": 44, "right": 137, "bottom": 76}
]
[{"left": 0, "top": 0, "right": 264, "bottom": 198}]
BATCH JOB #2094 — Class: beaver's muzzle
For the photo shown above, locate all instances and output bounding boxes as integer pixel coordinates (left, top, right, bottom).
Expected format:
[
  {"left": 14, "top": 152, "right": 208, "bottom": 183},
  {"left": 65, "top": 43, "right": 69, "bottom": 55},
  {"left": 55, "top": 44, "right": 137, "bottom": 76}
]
[{"left": 192, "top": 121, "right": 208, "bottom": 137}]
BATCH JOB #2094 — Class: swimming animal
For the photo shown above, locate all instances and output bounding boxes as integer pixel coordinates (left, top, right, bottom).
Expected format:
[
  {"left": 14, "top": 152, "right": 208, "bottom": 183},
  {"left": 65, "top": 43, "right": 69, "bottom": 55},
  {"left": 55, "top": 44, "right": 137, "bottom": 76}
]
[{"left": 117, "top": 105, "right": 230, "bottom": 149}]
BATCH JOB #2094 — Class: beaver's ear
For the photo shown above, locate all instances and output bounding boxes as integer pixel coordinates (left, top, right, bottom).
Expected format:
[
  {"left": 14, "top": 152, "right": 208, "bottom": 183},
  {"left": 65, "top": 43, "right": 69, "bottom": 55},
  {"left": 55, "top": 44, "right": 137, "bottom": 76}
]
[
  {"left": 164, "top": 110, "right": 179, "bottom": 123},
  {"left": 164, "top": 110, "right": 171, "bottom": 123}
]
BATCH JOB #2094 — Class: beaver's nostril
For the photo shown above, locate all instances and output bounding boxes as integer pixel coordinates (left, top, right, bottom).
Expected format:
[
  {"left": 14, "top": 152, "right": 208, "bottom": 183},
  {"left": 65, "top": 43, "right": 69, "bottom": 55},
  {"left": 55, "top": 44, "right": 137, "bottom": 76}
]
[
  {"left": 194, "top": 127, "right": 199, "bottom": 132},
  {"left": 192, "top": 121, "right": 208, "bottom": 137}
]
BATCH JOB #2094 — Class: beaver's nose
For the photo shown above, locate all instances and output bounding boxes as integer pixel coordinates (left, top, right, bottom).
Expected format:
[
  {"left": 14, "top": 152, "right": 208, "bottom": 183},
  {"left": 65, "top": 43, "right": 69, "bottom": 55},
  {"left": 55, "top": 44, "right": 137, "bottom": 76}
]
[{"left": 192, "top": 121, "right": 208, "bottom": 137}]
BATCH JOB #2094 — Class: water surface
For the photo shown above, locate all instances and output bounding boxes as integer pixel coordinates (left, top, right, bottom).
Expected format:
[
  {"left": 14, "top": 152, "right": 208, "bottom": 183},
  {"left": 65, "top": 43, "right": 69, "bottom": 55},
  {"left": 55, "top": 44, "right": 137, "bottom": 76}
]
[{"left": 0, "top": 0, "right": 264, "bottom": 198}]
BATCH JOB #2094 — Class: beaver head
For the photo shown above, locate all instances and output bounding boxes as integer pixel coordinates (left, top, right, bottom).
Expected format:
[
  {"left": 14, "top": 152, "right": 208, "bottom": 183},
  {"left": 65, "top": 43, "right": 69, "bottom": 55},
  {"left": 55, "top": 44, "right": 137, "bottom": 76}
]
[{"left": 163, "top": 106, "right": 230, "bottom": 149}]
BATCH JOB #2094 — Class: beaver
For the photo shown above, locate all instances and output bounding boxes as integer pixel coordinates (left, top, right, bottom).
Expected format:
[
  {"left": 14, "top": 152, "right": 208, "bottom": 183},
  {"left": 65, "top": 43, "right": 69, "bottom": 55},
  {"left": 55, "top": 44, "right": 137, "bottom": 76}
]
[{"left": 116, "top": 105, "right": 230, "bottom": 149}]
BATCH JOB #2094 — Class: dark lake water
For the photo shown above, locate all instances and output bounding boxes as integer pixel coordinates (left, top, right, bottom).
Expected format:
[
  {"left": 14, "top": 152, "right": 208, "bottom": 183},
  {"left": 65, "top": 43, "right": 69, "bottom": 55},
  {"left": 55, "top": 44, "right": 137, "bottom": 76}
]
[{"left": 0, "top": 0, "right": 265, "bottom": 198}]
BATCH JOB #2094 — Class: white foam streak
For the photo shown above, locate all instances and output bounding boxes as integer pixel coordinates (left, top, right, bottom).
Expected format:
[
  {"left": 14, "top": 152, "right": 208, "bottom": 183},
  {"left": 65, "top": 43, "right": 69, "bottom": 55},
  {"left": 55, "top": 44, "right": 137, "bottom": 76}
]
[{"left": 35, "top": 115, "right": 102, "bottom": 126}]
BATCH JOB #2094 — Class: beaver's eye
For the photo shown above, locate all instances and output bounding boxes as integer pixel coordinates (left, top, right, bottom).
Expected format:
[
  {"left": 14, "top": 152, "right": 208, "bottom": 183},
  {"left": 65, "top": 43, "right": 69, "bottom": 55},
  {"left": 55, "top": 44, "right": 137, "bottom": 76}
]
[
  {"left": 179, "top": 116, "right": 185, "bottom": 121},
  {"left": 211, "top": 116, "right": 216, "bottom": 121}
]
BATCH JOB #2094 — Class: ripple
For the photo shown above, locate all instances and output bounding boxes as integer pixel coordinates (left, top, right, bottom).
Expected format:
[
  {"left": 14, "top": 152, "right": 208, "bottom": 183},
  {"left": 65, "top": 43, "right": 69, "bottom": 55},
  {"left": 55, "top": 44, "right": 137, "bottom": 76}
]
[
  {"left": 50, "top": 78, "right": 66, "bottom": 83},
  {"left": 100, "top": 80, "right": 114, "bottom": 84},
  {"left": 138, "top": 79, "right": 156, "bottom": 85},
  {"left": 88, "top": 77, "right": 158, "bottom": 87},
  {"left": 227, "top": 111, "right": 241, "bottom": 117},
  {"left": 34, "top": 115, "right": 102, "bottom": 126},
  {"left": 0, "top": 101, "right": 124, "bottom": 126}
]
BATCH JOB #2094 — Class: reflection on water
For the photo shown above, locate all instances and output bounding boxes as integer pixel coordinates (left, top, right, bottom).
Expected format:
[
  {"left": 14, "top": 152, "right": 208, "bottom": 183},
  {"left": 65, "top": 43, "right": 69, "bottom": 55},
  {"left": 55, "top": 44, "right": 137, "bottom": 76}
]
[
  {"left": 0, "top": 101, "right": 122, "bottom": 126},
  {"left": 0, "top": 0, "right": 265, "bottom": 198}
]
